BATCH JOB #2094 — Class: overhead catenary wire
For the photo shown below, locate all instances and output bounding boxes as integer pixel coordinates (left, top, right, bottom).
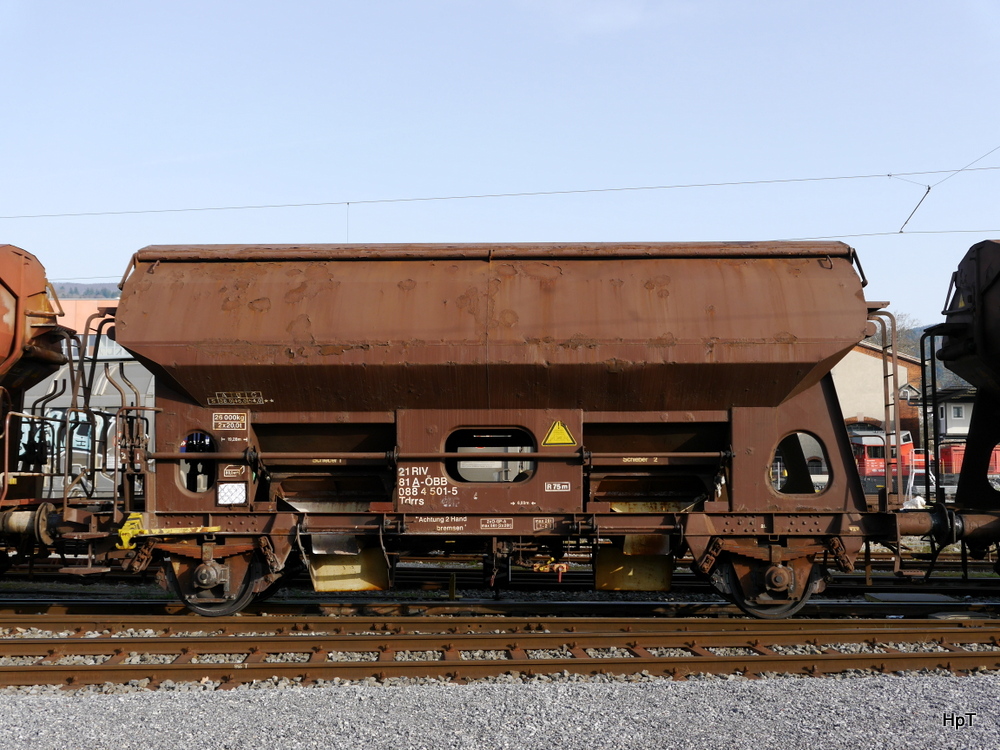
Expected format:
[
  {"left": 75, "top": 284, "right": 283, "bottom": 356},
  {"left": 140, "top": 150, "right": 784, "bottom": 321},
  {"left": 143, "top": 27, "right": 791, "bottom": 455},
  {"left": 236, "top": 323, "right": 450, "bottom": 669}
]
[
  {"left": 50, "top": 275, "right": 120, "bottom": 281},
  {"left": 22, "top": 151, "right": 1000, "bottom": 284},
  {"left": 932, "top": 144, "right": 1000, "bottom": 188},
  {"left": 898, "top": 186, "right": 932, "bottom": 233},
  {"left": 776, "top": 228, "right": 1000, "bottom": 241},
  {"left": 893, "top": 145, "right": 1000, "bottom": 232},
  {"left": 3, "top": 165, "right": 1000, "bottom": 221}
]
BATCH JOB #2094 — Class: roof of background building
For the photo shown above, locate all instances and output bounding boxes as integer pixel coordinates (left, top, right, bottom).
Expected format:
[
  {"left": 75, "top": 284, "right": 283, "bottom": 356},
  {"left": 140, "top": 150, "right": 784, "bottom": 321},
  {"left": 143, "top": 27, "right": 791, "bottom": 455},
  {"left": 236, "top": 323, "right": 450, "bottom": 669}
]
[
  {"left": 936, "top": 385, "right": 977, "bottom": 401},
  {"left": 55, "top": 299, "right": 116, "bottom": 333},
  {"left": 854, "top": 340, "right": 922, "bottom": 366}
]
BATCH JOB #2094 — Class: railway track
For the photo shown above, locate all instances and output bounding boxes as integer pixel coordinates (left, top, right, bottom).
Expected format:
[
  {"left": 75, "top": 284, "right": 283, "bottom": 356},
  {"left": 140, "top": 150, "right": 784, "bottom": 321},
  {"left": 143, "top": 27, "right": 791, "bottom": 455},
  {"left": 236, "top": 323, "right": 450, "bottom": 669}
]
[
  {"left": 5, "top": 576, "right": 995, "bottom": 601},
  {"left": 1, "top": 615, "right": 999, "bottom": 688},
  {"left": 0, "top": 595, "right": 999, "bottom": 619},
  {"left": 15, "top": 565, "right": 1000, "bottom": 597},
  {"left": 400, "top": 567, "right": 1000, "bottom": 599}
]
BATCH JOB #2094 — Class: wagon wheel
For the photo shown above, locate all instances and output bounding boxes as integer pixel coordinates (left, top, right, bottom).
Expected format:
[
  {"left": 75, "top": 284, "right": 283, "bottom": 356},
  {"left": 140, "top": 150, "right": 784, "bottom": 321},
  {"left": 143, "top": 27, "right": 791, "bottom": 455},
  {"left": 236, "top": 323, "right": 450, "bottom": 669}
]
[
  {"left": 164, "top": 553, "right": 261, "bottom": 617},
  {"left": 715, "top": 555, "right": 820, "bottom": 620}
]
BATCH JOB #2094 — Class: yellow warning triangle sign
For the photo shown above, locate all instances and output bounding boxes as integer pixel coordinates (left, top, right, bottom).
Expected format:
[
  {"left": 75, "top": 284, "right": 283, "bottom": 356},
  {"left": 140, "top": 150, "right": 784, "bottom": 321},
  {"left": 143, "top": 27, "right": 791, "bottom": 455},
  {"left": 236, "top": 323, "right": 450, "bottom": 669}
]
[{"left": 542, "top": 420, "right": 577, "bottom": 446}]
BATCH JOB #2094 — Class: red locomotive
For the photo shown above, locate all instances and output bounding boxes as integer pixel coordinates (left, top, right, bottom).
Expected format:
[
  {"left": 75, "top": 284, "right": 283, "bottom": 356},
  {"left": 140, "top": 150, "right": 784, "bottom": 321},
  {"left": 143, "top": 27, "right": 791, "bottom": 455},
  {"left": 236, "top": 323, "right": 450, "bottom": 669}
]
[{"left": 936, "top": 442, "right": 1000, "bottom": 476}]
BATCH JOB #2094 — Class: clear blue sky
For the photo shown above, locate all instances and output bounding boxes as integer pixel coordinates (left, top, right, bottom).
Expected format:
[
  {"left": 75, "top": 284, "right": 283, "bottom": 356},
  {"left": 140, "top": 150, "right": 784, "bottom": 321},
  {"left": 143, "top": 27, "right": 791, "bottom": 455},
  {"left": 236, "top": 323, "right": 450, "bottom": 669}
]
[{"left": 2, "top": 1, "right": 998, "bottom": 325}]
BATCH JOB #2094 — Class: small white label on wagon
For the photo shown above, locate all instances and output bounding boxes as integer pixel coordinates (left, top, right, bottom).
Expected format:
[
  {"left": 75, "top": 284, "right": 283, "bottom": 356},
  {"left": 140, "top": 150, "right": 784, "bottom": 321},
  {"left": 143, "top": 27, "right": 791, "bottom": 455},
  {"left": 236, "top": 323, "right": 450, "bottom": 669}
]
[
  {"left": 212, "top": 412, "right": 248, "bottom": 431},
  {"left": 480, "top": 517, "right": 514, "bottom": 530},
  {"left": 217, "top": 483, "right": 247, "bottom": 505}
]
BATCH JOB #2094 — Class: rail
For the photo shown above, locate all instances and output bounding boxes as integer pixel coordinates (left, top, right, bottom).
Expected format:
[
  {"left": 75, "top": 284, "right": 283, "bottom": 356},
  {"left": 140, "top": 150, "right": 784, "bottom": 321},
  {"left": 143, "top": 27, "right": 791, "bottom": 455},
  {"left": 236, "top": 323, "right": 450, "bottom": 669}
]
[{"left": 0, "top": 615, "right": 998, "bottom": 687}]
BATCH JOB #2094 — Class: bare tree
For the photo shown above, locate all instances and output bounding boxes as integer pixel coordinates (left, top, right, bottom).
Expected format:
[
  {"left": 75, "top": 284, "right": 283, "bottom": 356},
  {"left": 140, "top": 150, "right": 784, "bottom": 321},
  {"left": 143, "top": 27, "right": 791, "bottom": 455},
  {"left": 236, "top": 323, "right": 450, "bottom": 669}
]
[{"left": 865, "top": 311, "right": 922, "bottom": 358}]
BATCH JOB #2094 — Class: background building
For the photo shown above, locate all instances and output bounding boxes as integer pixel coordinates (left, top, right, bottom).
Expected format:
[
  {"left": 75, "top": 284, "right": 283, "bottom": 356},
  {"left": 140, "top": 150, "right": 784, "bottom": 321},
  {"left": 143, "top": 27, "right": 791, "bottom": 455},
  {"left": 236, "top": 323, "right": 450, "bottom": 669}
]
[{"left": 831, "top": 341, "right": 923, "bottom": 445}]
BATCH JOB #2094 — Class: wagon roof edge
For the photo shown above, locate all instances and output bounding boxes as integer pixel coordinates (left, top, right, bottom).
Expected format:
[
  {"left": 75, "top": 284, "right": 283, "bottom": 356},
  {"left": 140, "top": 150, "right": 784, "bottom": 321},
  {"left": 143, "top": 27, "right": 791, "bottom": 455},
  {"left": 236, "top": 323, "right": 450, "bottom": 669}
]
[{"left": 131, "top": 240, "right": 855, "bottom": 262}]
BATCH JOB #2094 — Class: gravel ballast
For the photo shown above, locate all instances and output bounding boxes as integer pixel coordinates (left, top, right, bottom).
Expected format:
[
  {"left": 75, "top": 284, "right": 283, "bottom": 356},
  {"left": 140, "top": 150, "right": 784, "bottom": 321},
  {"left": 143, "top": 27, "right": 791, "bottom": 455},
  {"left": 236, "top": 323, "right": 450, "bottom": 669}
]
[{"left": 0, "top": 675, "right": 998, "bottom": 749}]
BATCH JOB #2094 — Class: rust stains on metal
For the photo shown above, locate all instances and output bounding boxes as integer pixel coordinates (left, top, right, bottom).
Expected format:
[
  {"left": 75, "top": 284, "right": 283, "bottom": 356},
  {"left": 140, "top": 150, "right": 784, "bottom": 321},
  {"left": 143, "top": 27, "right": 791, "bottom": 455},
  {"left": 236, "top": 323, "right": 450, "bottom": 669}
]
[
  {"left": 497, "top": 309, "right": 519, "bottom": 328},
  {"left": 0, "top": 244, "right": 68, "bottom": 389},
  {"left": 643, "top": 275, "right": 671, "bottom": 299},
  {"left": 286, "top": 314, "right": 313, "bottom": 340},
  {"left": 115, "top": 242, "right": 867, "bottom": 413}
]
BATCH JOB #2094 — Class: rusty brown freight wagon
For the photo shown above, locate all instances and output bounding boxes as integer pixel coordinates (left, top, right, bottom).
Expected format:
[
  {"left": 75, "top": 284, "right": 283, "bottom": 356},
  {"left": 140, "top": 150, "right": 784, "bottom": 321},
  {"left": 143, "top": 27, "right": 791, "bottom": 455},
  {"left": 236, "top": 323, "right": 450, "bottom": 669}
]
[
  {"left": 0, "top": 245, "right": 68, "bottom": 526},
  {"left": 107, "top": 241, "right": 894, "bottom": 617},
  {"left": 11, "top": 239, "right": 1000, "bottom": 619}
]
